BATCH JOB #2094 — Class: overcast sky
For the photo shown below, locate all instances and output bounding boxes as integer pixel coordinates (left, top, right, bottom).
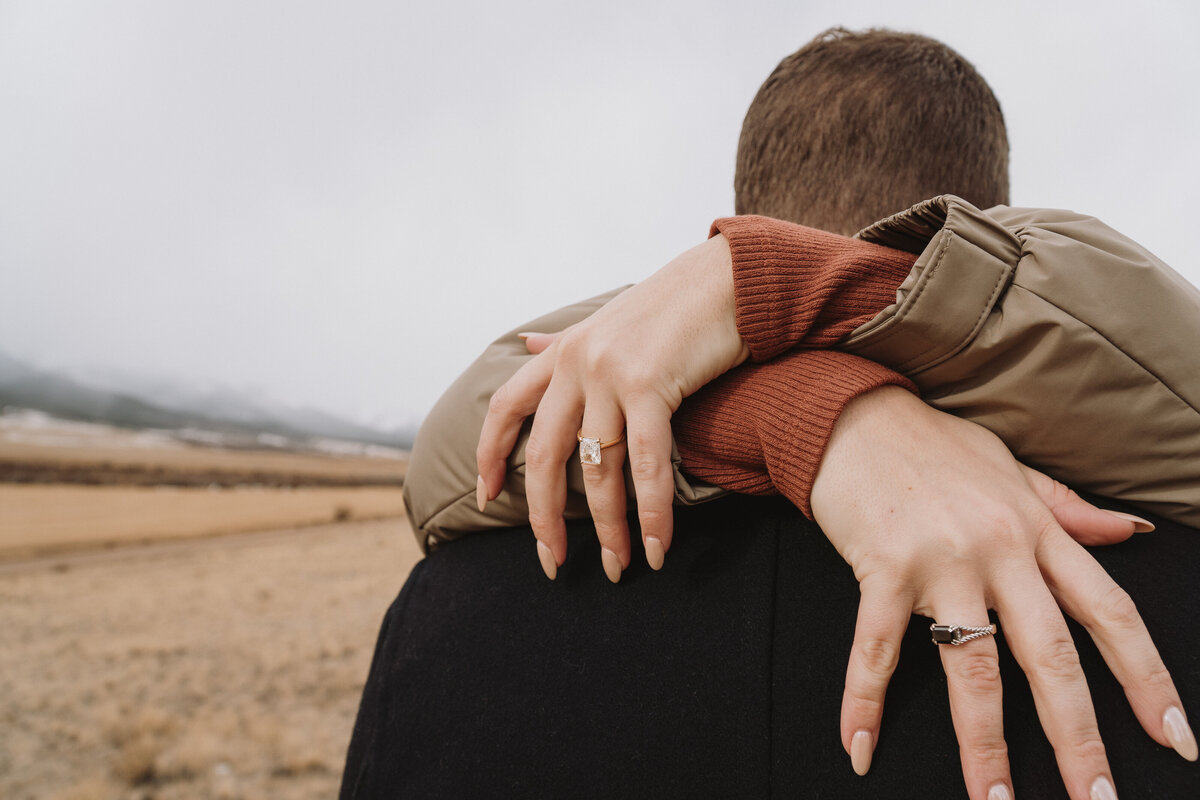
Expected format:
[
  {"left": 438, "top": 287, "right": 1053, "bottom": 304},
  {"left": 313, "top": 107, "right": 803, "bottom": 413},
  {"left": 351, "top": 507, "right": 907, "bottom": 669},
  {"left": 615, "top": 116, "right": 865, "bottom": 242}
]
[{"left": 2, "top": 0, "right": 1197, "bottom": 429}]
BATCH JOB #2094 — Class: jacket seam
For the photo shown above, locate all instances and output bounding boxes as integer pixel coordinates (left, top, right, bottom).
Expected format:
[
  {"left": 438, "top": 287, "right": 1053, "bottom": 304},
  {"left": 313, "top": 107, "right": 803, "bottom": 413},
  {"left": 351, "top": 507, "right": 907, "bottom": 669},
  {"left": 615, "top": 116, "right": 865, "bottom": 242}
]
[
  {"left": 844, "top": 232, "right": 951, "bottom": 367},
  {"left": 903, "top": 252, "right": 1011, "bottom": 375},
  {"left": 844, "top": 231, "right": 945, "bottom": 357},
  {"left": 847, "top": 231, "right": 1014, "bottom": 375}
]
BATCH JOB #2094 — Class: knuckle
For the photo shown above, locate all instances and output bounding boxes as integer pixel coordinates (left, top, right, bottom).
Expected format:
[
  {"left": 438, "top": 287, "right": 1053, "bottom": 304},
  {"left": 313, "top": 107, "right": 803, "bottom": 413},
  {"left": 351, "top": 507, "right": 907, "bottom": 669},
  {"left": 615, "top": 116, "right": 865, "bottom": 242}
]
[
  {"left": 592, "top": 519, "right": 627, "bottom": 545},
  {"left": 638, "top": 506, "right": 671, "bottom": 532},
  {"left": 522, "top": 437, "right": 558, "bottom": 469},
  {"left": 952, "top": 651, "right": 1003, "bottom": 695},
  {"left": 1132, "top": 661, "right": 1175, "bottom": 696},
  {"left": 856, "top": 637, "right": 901, "bottom": 681},
  {"left": 627, "top": 449, "right": 665, "bottom": 482},
  {"left": 1067, "top": 733, "right": 1108, "bottom": 764},
  {"left": 580, "top": 460, "right": 612, "bottom": 484},
  {"left": 526, "top": 509, "right": 558, "bottom": 533},
  {"left": 1053, "top": 482, "right": 1082, "bottom": 509},
  {"left": 962, "top": 739, "right": 1009, "bottom": 767},
  {"left": 620, "top": 363, "right": 658, "bottom": 389},
  {"left": 627, "top": 426, "right": 662, "bottom": 455},
  {"left": 486, "top": 385, "right": 512, "bottom": 416},
  {"left": 557, "top": 328, "right": 585, "bottom": 356},
  {"left": 976, "top": 506, "right": 1037, "bottom": 552},
  {"left": 843, "top": 691, "right": 885, "bottom": 723},
  {"left": 1093, "top": 583, "right": 1141, "bottom": 630},
  {"left": 584, "top": 489, "right": 618, "bottom": 518},
  {"left": 584, "top": 342, "right": 623, "bottom": 378},
  {"left": 1033, "top": 633, "right": 1083, "bottom": 683}
]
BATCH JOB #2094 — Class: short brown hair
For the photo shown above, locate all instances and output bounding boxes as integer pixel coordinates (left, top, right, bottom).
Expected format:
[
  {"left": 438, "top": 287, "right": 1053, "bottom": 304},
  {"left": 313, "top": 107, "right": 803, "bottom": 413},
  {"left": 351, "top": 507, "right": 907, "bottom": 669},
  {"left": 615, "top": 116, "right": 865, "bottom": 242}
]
[{"left": 735, "top": 28, "right": 1009, "bottom": 235}]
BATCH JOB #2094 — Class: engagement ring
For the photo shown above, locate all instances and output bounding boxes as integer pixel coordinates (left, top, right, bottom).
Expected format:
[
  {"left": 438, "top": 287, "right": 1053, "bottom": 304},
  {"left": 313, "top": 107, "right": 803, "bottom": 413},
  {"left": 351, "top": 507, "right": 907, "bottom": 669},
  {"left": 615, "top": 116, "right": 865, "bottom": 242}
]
[{"left": 577, "top": 430, "right": 626, "bottom": 465}]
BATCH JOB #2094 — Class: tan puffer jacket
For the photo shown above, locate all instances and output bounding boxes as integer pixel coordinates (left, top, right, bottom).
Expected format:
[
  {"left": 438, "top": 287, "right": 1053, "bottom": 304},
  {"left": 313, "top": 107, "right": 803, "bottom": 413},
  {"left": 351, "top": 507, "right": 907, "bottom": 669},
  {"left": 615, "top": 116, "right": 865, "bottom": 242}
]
[{"left": 404, "top": 198, "right": 1200, "bottom": 548}]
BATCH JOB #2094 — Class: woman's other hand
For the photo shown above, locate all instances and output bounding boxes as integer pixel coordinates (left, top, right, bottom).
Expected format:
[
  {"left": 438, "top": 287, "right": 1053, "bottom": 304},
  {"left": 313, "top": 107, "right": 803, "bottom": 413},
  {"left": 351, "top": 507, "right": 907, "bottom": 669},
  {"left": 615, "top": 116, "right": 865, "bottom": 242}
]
[
  {"left": 812, "top": 387, "right": 1195, "bottom": 800},
  {"left": 476, "top": 234, "right": 748, "bottom": 581}
]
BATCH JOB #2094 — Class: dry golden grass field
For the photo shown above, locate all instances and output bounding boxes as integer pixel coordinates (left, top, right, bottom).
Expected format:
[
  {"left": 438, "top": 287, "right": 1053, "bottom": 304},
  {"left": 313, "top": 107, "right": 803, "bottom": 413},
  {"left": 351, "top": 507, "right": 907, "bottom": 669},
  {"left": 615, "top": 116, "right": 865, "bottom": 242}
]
[
  {"left": 0, "top": 425, "right": 423, "bottom": 799},
  {"left": 0, "top": 485, "right": 407, "bottom": 559},
  {"left": 0, "top": 438, "right": 407, "bottom": 486}
]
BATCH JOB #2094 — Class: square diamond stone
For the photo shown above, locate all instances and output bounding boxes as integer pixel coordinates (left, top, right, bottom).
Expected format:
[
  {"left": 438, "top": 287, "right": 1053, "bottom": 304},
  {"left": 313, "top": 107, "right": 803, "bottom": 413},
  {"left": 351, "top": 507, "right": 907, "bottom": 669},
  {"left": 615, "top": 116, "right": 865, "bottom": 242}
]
[
  {"left": 930, "top": 625, "right": 957, "bottom": 644},
  {"left": 579, "top": 437, "right": 602, "bottom": 465}
]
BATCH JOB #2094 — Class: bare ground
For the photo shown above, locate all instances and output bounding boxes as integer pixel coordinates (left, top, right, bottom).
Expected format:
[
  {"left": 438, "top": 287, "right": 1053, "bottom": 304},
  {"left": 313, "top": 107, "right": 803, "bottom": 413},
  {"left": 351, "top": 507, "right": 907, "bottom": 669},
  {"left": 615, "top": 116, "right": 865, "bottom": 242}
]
[
  {"left": 0, "top": 432, "right": 407, "bottom": 483},
  {"left": 0, "top": 485, "right": 407, "bottom": 559},
  {"left": 0, "top": 516, "right": 424, "bottom": 800}
]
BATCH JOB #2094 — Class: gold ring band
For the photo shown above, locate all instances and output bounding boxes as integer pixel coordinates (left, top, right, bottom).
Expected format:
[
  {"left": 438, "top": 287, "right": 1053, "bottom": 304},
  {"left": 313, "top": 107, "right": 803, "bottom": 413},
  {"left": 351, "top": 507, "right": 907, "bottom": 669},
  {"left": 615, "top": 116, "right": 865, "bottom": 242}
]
[{"left": 577, "top": 430, "right": 626, "bottom": 449}]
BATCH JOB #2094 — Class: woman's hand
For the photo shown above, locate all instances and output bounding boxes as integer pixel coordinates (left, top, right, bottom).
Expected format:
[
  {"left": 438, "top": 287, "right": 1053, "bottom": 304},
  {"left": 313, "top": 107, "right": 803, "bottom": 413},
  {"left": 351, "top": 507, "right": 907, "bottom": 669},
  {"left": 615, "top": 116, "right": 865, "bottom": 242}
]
[
  {"left": 812, "top": 387, "right": 1195, "bottom": 800},
  {"left": 476, "top": 234, "right": 748, "bottom": 581}
]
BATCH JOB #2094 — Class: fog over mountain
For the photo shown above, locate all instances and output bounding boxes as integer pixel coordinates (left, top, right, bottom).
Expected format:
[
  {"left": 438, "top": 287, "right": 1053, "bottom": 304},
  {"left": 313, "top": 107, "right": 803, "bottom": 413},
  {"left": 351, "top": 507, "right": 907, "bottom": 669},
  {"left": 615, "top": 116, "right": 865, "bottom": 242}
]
[{"left": 0, "top": 349, "right": 414, "bottom": 450}]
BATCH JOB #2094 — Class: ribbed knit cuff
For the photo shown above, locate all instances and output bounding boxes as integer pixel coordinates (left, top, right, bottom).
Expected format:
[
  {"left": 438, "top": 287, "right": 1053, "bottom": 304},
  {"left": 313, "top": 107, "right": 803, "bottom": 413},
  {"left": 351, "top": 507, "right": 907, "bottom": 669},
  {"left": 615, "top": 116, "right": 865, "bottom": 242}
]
[
  {"left": 709, "top": 216, "right": 915, "bottom": 361},
  {"left": 675, "top": 351, "right": 917, "bottom": 518}
]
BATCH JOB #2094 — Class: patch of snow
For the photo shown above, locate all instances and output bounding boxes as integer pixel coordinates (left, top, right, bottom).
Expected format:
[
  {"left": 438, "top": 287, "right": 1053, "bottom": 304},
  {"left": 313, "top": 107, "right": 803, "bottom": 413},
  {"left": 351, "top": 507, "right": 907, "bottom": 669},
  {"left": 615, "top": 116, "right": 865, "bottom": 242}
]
[{"left": 309, "top": 437, "right": 408, "bottom": 459}]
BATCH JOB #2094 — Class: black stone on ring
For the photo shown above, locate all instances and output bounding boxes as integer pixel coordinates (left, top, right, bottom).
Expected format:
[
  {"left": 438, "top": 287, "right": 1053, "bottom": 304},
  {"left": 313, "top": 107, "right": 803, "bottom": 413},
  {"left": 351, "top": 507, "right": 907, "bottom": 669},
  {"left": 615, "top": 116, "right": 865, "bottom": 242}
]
[{"left": 930, "top": 623, "right": 997, "bottom": 646}]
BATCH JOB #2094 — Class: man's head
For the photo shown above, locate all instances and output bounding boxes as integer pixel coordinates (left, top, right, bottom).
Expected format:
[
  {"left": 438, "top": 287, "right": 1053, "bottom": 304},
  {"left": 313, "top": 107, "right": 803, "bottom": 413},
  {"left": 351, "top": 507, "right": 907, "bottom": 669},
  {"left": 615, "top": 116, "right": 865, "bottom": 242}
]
[{"left": 735, "top": 28, "right": 1009, "bottom": 235}]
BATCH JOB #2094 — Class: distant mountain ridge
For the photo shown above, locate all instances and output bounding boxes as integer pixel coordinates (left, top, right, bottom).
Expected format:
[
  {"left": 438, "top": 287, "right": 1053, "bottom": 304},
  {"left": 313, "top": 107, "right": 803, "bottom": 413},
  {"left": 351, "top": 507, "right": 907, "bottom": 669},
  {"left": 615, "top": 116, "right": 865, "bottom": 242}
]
[{"left": 0, "top": 349, "right": 414, "bottom": 450}]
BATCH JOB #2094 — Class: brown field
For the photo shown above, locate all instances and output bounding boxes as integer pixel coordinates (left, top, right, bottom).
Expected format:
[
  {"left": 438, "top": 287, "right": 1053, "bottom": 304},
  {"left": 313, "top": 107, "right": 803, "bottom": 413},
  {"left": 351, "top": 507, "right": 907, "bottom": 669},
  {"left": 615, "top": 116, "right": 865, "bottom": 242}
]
[
  {"left": 0, "top": 485, "right": 407, "bottom": 559},
  {"left": 0, "top": 517, "right": 423, "bottom": 800},
  {"left": 0, "top": 430, "right": 425, "bottom": 798},
  {"left": 0, "top": 440, "right": 406, "bottom": 487}
]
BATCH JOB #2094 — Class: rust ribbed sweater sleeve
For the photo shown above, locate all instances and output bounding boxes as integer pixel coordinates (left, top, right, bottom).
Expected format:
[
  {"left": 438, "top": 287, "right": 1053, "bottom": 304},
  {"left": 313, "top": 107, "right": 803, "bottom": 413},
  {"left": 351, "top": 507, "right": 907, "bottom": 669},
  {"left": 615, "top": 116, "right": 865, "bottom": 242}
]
[
  {"left": 672, "top": 216, "right": 919, "bottom": 516},
  {"left": 711, "top": 215, "right": 915, "bottom": 360},
  {"left": 674, "top": 351, "right": 916, "bottom": 517}
]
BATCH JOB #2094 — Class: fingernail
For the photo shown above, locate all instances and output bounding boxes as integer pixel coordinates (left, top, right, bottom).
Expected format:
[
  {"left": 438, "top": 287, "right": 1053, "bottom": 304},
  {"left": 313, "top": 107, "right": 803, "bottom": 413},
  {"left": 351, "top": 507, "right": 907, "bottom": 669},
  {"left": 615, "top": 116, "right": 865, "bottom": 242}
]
[
  {"left": 645, "top": 536, "right": 665, "bottom": 570},
  {"left": 1105, "top": 510, "right": 1155, "bottom": 532},
  {"left": 475, "top": 475, "right": 488, "bottom": 512},
  {"left": 601, "top": 547, "right": 622, "bottom": 584},
  {"left": 850, "top": 730, "right": 872, "bottom": 776},
  {"left": 1163, "top": 706, "right": 1198, "bottom": 761},
  {"left": 536, "top": 540, "right": 557, "bottom": 580},
  {"left": 516, "top": 331, "right": 539, "bottom": 339},
  {"left": 1090, "top": 775, "right": 1117, "bottom": 800},
  {"left": 988, "top": 783, "right": 1013, "bottom": 800}
]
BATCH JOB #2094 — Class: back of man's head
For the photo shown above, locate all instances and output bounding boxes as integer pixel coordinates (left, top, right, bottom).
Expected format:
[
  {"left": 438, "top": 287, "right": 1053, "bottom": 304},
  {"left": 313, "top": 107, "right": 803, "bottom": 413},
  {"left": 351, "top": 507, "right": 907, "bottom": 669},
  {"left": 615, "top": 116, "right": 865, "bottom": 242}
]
[{"left": 735, "top": 28, "right": 1009, "bottom": 235}]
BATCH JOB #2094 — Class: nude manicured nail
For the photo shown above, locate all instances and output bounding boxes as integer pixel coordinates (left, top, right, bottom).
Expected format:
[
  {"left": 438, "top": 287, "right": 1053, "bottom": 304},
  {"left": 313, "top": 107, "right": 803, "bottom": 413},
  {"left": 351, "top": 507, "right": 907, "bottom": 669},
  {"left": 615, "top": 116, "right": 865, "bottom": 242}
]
[
  {"left": 850, "top": 730, "right": 873, "bottom": 776},
  {"left": 645, "top": 536, "right": 665, "bottom": 570},
  {"left": 536, "top": 541, "right": 557, "bottom": 581},
  {"left": 516, "top": 331, "right": 539, "bottom": 339},
  {"left": 1163, "top": 706, "right": 1199, "bottom": 761},
  {"left": 601, "top": 547, "right": 622, "bottom": 583},
  {"left": 1090, "top": 775, "right": 1117, "bottom": 800},
  {"left": 475, "top": 475, "right": 488, "bottom": 513},
  {"left": 1105, "top": 510, "right": 1155, "bottom": 532},
  {"left": 988, "top": 783, "right": 1013, "bottom": 800}
]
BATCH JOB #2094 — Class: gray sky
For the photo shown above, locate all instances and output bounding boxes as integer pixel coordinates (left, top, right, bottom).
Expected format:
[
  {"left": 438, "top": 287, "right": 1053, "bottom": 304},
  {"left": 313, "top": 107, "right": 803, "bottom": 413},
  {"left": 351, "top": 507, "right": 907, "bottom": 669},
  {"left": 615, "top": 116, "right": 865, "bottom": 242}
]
[{"left": 2, "top": 0, "right": 1197, "bottom": 428}]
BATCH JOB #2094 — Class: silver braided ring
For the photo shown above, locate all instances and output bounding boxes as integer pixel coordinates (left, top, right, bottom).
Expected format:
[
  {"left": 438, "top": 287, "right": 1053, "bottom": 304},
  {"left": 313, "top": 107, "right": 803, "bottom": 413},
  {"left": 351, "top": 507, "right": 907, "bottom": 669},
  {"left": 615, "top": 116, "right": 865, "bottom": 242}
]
[
  {"left": 930, "top": 623, "right": 997, "bottom": 646},
  {"left": 577, "top": 430, "right": 626, "bottom": 465}
]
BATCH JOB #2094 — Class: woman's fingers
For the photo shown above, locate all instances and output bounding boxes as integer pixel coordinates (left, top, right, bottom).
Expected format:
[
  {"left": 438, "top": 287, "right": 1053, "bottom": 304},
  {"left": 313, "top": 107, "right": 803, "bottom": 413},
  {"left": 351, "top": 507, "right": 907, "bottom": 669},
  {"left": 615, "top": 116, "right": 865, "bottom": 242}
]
[
  {"left": 477, "top": 348, "right": 557, "bottom": 504},
  {"left": 578, "top": 397, "right": 630, "bottom": 583},
  {"left": 840, "top": 579, "right": 911, "bottom": 777},
  {"left": 995, "top": 567, "right": 1116, "bottom": 800},
  {"left": 928, "top": 591, "right": 1013, "bottom": 800},
  {"left": 518, "top": 330, "right": 560, "bottom": 354},
  {"left": 523, "top": 375, "right": 583, "bottom": 578},
  {"left": 1020, "top": 465, "right": 1152, "bottom": 546},
  {"left": 622, "top": 395, "right": 677, "bottom": 571},
  {"left": 1039, "top": 531, "right": 1198, "bottom": 761}
]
